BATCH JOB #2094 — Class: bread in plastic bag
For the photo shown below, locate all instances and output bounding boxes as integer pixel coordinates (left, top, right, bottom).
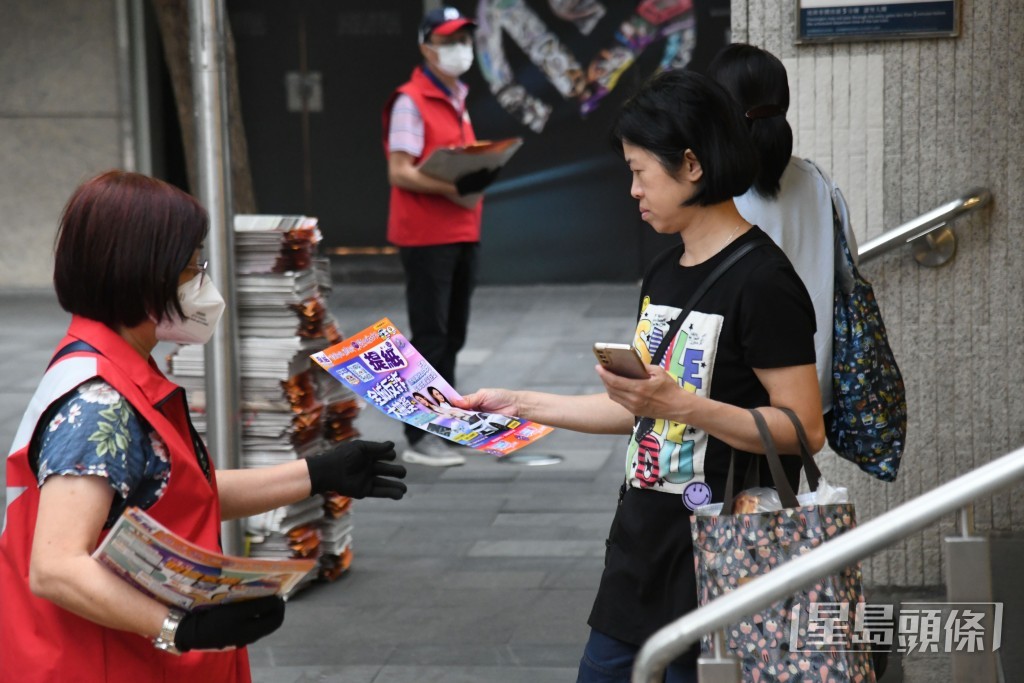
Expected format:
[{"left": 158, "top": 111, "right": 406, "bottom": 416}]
[{"left": 691, "top": 476, "right": 849, "bottom": 516}]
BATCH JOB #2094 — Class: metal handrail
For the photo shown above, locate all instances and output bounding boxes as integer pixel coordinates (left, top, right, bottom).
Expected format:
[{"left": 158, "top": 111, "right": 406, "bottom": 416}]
[
  {"left": 631, "top": 445, "right": 1024, "bottom": 682},
  {"left": 858, "top": 187, "right": 991, "bottom": 263}
]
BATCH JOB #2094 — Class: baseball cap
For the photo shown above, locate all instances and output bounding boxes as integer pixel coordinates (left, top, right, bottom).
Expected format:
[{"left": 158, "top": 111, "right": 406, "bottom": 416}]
[{"left": 418, "top": 6, "right": 477, "bottom": 44}]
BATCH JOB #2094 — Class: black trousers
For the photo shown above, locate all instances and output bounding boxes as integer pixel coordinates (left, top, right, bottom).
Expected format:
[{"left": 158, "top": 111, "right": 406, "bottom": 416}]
[{"left": 399, "top": 242, "right": 479, "bottom": 443}]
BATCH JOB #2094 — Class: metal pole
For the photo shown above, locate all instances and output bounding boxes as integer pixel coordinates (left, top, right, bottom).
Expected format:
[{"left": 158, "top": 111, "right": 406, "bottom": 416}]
[
  {"left": 188, "top": 0, "right": 243, "bottom": 554},
  {"left": 857, "top": 188, "right": 991, "bottom": 263},
  {"left": 113, "top": 0, "right": 136, "bottom": 171},
  {"left": 129, "top": 0, "right": 153, "bottom": 176},
  {"left": 958, "top": 504, "right": 975, "bottom": 538}
]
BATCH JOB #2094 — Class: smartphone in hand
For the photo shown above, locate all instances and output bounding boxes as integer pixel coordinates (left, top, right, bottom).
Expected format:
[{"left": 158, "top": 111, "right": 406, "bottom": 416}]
[{"left": 593, "top": 342, "right": 648, "bottom": 380}]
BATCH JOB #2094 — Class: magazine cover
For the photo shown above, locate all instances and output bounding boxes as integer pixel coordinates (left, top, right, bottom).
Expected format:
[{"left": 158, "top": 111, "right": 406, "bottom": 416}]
[
  {"left": 93, "top": 507, "right": 317, "bottom": 610},
  {"left": 311, "top": 318, "right": 553, "bottom": 456}
]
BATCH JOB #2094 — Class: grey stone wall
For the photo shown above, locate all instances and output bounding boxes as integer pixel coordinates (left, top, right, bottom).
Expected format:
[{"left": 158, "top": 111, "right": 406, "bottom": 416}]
[
  {"left": 0, "top": 0, "right": 123, "bottom": 289},
  {"left": 733, "top": 0, "right": 1024, "bottom": 587}
]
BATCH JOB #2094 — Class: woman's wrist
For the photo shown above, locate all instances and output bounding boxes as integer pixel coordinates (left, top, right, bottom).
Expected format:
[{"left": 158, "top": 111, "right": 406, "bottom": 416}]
[
  {"left": 152, "top": 607, "right": 186, "bottom": 655},
  {"left": 511, "top": 390, "right": 532, "bottom": 421},
  {"left": 667, "top": 386, "right": 697, "bottom": 426}
]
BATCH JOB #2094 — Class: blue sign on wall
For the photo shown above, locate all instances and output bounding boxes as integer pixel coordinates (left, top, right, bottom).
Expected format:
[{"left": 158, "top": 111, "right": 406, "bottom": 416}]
[{"left": 797, "top": 0, "right": 959, "bottom": 43}]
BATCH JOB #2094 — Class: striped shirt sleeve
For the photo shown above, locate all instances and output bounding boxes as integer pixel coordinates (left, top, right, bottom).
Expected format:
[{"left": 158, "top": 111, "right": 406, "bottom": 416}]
[{"left": 387, "top": 94, "right": 425, "bottom": 158}]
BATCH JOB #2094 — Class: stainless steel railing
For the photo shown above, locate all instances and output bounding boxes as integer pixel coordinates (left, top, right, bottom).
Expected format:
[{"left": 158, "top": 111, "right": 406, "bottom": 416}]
[
  {"left": 858, "top": 188, "right": 992, "bottom": 266},
  {"left": 631, "top": 445, "right": 1024, "bottom": 683}
]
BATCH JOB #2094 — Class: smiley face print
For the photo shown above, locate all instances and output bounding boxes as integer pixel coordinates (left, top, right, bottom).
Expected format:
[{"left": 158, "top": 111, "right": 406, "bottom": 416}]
[{"left": 682, "top": 481, "right": 712, "bottom": 511}]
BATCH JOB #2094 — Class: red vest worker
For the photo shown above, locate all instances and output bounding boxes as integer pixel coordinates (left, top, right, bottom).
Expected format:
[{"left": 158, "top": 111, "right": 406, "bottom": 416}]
[
  {"left": 0, "top": 171, "right": 407, "bottom": 682},
  {"left": 383, "top": 6, "right": 500, "bottom": 468}
]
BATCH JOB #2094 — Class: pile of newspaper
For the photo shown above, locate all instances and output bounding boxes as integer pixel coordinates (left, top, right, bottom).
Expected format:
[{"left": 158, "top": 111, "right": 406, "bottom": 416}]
[{"left": 167, "top": 214, "right": 362, "bottom": 592}]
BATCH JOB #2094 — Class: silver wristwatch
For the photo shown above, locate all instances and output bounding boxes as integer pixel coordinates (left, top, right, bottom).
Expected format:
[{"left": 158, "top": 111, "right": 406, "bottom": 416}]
[{"left": 153, "top": 608, "right": 186, "bottom": 655}]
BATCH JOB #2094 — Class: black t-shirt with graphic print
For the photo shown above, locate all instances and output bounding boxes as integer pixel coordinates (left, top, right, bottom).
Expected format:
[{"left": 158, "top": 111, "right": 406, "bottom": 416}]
[
  {"left": 588, "top": 226, "right": 817, "bottom": 651},
  {"left": 628, "top": 225, "right": 817, "bottom": 497}
]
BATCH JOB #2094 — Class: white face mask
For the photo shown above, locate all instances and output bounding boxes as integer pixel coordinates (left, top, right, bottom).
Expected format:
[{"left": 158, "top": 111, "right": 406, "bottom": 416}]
[
  {"left": 155, "top": 274, "right": 225, "bottom": 345},
  {"left": 431, "top": 43, "right": 474, "bottom": 78}
]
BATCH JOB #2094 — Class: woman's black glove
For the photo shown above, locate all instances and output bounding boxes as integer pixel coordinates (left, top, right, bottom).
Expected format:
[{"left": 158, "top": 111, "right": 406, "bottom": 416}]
[
  {"left": 455, "top": 167, "right": 501, "bottom": 196},
  {"left": 306, "top": 440, "right": 407, "bottom": 500},
  {"left": 175, "top": 596, "right": 285, "bottom": 652}
]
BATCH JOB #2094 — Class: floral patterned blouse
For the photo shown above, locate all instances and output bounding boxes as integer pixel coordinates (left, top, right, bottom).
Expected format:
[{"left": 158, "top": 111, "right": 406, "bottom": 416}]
[{"left": 36, "top": 379, "right": 170, "bottom": 529}]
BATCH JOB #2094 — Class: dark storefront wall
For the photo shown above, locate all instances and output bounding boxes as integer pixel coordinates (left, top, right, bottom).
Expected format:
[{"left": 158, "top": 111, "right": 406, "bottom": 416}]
[{"left": 228, "top": 1, "right": 730, "bottom": 284}]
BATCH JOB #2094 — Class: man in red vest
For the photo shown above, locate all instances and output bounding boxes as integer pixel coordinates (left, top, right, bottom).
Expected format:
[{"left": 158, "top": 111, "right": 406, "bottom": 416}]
[{"left": 383, "top": 6, "right": 498, "bottom": 467}]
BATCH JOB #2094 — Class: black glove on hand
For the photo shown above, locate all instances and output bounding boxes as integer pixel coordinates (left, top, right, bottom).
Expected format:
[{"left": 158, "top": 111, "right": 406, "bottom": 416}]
[
  {"left": 174, "top": 596, "right": 285, "bottom": 652},
  {"left": 306, "top": 440, "right": 408, "bottom": 500},
  {"left": 455, "top": 167, "right": 501, "bottom": 196}
]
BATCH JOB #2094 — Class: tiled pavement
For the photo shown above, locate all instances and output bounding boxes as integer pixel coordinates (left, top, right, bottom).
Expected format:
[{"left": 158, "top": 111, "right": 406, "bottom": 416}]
[{"left": 3, "top": 282, "right": 980, "bottom": 682}]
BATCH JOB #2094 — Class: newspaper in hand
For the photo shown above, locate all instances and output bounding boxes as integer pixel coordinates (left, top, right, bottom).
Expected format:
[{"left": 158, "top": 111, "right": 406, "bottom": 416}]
[
  {"left": 92, "top": 507, "right": 317, "bottom": 610},
  {"left": 417, "top": 137, "right": 523, "bottom": 209},
  {"left": 311, "top": 318, "right": 554, "bottom": 457},
  {"left": 417, "top": 138, "right": 523, "bottom": 181}
]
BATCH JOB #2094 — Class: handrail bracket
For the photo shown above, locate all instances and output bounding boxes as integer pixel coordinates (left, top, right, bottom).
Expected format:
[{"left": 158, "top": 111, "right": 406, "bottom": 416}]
[
  {"left": 858, "top": 187, "right": 991, "bottom": 266},
  {"left": 911, "top": 224, "right": 957, "bottom": 267}
]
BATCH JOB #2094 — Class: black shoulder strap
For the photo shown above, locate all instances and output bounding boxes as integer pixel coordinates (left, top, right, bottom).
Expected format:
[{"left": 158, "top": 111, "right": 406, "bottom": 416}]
[
  {"left": 633, "top": 238, "right": 770, "bottom": 440},
  {"left": 29, "top": 341, "right": 104, "bottom": 473},
  {"left": 47, "top": 340, "right": 100, "bottom": 368},
  {"left": 650, "top": 238, "right": 769, "bottom": 367}
]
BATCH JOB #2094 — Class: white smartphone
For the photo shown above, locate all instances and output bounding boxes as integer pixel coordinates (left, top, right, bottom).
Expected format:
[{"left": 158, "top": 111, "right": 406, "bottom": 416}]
[{"left": 593, "top": 342, "right": 648, "bottom": 379}]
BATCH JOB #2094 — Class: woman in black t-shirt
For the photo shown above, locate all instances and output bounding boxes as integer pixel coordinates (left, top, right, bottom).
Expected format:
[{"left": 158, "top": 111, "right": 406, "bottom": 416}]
[{"left": 458, "top": 70, "right": 823, "bottom": 683}]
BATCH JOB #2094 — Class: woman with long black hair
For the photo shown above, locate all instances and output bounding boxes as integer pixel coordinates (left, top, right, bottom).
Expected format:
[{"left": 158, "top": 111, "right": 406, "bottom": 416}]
[{"left": 706, "top": 42, "right": 860, "bottom": 421}]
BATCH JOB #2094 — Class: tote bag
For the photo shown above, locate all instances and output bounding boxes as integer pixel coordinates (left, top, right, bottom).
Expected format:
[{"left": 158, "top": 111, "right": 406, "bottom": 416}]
[
  {"left": 805, "top": 158, "right": 907, "bottom": 481},
  {"left": 830, "top": 221, "right": 907, "bottom": 482},
  {"left": 691, "top": 408, "right": 875, "bottom": 683}
]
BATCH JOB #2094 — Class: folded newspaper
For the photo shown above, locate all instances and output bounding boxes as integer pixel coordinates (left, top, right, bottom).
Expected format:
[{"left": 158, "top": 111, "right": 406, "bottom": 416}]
[
  {"left": 93, "top": 507, "right": 317, "bottom": 610},
  {"left": 311, "top": 317, "right": 553, "bottom": 456},
  {"left": 417, "top": 137, "right": 523, "bottom": 209}
]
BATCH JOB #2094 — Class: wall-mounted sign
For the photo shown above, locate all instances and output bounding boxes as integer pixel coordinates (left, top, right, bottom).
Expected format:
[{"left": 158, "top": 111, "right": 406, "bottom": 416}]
[{"left": 796, "top": 0, "right": 959, "bottom": 43}]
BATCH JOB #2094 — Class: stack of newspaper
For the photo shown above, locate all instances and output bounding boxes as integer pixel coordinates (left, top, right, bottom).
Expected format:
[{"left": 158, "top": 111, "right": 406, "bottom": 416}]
[
  {"left": 166, "top": 214, "right": 363, "bottom": 595},
  {"left": 235, "top": 214, "right": 321, "bottom": 274},
  {"left": 319, "top": 493, "right": 354, "bottom": 581}
]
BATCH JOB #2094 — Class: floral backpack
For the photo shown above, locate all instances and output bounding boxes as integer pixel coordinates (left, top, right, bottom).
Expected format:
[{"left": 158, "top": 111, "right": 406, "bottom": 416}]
[{"left": 812, "top": 161, "right": 908, "bottom": 481}]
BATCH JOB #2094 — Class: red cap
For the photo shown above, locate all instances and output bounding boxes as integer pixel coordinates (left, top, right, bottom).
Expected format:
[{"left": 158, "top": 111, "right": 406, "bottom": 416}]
[{"left": 419, "top": 7, "right": 477, "bottom": 43}]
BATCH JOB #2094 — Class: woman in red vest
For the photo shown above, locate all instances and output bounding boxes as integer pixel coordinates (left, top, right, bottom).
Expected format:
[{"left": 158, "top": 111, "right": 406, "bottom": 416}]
[{"left": 0, "top": 171, "right": 407, "bottom": 682}]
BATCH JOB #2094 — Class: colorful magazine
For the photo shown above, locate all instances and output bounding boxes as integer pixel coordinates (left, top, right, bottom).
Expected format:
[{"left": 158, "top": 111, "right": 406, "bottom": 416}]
[
  {"left": 311, "top": 318, "right": 553, "bottom": 456},
  {"left": 92, "top": 507, "right": 317, "bottom": 610}
]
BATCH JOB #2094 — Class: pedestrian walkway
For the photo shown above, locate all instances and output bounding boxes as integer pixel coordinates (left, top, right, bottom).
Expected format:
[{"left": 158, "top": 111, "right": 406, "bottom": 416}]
[
  {"left": 0, "top": 282, "right": 641, "bottom": 683},
  {"left": 3, "top": 283, "right": 961, "bottom": 682}
]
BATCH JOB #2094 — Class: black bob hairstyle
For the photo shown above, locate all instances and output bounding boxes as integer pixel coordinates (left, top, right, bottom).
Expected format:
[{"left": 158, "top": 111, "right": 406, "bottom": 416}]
[
  {"left": 609, "top": 69, "right": 757, "bottom": 207},
  {"left": 706, "top": 43, "right": 793, "bottom": 200},
  {"left": 53, "top": 170, "right": 208, "bottom": 330}
]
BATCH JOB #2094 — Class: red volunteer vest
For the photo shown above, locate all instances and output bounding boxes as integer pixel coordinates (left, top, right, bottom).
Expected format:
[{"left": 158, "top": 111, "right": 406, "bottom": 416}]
[
  {"left": 383, "top": 65, "right": 483, "bottom": 247},
  {"left": 0, "top": 316, "right": 250, "bottom": 683}
]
